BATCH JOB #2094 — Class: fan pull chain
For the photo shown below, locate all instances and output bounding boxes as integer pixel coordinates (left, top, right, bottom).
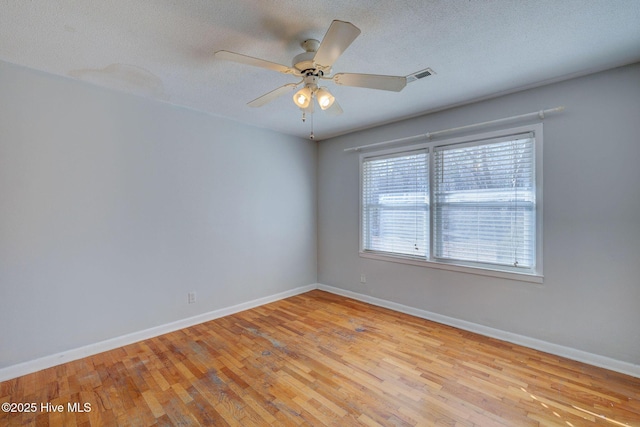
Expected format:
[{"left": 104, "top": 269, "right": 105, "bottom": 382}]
[
  {"left": 301, "top": 108, "right": 314, "bottom": 139},
  {"left": 310, "top": 110, "right": 314, "bottom": 140}
]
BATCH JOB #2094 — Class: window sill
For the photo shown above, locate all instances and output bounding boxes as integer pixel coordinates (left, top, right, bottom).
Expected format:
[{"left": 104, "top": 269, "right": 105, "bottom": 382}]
[{"left": 359, "top": 251, "right": 544, "bottom": 284}]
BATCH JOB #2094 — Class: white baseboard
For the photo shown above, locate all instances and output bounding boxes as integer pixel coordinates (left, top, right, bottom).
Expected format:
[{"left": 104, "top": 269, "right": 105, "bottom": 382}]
[
  {"left": 0, "top": 284, "right": 316, "bottom": 382},
  {"left": 317, "top": 284, "right": 640, "bottom": 379},
  {"left": 3, "top": 282, "right": 638, "bottom": 382}
]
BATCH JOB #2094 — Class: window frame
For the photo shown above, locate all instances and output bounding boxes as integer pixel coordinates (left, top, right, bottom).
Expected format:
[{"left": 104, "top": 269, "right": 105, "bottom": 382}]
[{"left": 359, "top": 124, "right": 543, "bottom": 283}]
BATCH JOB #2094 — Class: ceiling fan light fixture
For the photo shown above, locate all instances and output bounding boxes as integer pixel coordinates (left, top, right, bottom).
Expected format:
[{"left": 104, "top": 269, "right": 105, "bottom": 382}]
[
  {"left": 293, "top": 86, "right": 312, "bottom": 109},
  {"left": 316, "top": 87, "right": 335, "bottom": 110},
  {"left": 217, "top": 20, "right": 418, "bottom": 122}
]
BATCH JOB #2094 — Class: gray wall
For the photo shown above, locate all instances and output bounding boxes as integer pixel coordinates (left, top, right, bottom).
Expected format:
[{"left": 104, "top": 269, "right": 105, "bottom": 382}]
[
  {"left": 0, "top": 61, "right": 317, "bottom": 368},
  {"left": 318, "top": 63, "right": 640, "bottom": 365}
]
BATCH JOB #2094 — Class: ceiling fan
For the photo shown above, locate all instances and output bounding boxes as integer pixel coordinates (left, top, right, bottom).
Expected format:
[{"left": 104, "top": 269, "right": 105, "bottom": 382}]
[{"left": 215, "top": 20, "right": 431, "bottom": 119}]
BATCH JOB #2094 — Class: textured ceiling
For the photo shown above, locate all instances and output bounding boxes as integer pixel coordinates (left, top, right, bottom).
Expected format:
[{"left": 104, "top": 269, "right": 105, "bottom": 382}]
[{"left": 2, "top": 1, "right": 640, "bottom": 140}]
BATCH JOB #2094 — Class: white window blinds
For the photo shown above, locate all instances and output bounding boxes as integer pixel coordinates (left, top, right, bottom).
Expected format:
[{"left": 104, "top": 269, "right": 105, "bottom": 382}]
[
  {"left": 362, "top": 150, "right": 429, "bottom": 258},
  {"left": 433, "top": 135, "right": 535, "bottom": 269}
]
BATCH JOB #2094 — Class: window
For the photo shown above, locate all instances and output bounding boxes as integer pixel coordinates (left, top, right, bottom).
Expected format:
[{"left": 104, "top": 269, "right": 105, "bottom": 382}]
[
  {"left": 360, "top": 125, "right": 542, "bottom": 281},
  {"left": 362, "top": 150, "right": 429, "bottom": 258}
]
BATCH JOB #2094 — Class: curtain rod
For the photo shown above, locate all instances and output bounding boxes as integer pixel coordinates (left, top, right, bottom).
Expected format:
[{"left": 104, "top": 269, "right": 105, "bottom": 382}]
[{"left": 344, "top": 106, "right": 565, "bottom": 153}]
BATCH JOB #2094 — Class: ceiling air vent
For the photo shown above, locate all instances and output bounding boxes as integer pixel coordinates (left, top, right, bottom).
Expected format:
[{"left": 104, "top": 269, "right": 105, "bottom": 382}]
[{"left": 406, "top": 68, "right": 435, "bottom": 84}]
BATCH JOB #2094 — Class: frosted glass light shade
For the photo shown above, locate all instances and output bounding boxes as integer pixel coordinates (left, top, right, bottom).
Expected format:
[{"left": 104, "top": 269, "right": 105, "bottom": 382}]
[
  {"left": 293, "top": 87, "right": 312, "bottom": 108},
  {"left": 316, "top": 87, "right": 335, "bottom": 110}
]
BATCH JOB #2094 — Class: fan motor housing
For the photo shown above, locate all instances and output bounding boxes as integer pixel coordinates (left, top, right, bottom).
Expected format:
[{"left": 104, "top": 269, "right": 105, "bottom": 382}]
[
  {"left": 293, "top": 39, "right": 328, "bottom": 73},
  {"left": 292, "top": 51, "right": 316, "bottom": 72}
]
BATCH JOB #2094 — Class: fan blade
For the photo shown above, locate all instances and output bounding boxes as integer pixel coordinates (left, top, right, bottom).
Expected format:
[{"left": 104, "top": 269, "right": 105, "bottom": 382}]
[
  {"left": 248, "top": 83, "right": 300, "bottom": 107},
  {"left": 324, "top": 99, "right": 343, "bottom": 116},
  {"left": 215, "top": 50, "right": 296, "bottom": 75},
  {"left": 313, "top": 20, "right": 361, "bottom": 68},
  {"left": 333, "top": 73, "right": 407, "bottom": 92}
]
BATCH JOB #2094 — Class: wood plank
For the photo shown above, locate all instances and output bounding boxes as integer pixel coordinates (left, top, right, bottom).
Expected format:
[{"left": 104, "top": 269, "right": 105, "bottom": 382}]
[{"left": 1, "top": 290, "right": 639, "bottom": 426}]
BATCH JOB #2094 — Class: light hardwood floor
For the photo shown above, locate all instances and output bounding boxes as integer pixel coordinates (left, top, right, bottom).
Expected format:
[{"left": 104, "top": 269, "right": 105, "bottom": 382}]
[{"left": 1, "top": 290, "right": 639, "bottom": 426}]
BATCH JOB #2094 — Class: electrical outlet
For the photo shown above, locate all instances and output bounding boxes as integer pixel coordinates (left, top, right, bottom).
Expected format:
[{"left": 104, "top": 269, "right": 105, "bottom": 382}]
[
  {"left": 188, "top": 292, "right": 196, "bottom": 304},
  {"left": 360, "top": 274, "right": 366, "bottom": 284}
]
